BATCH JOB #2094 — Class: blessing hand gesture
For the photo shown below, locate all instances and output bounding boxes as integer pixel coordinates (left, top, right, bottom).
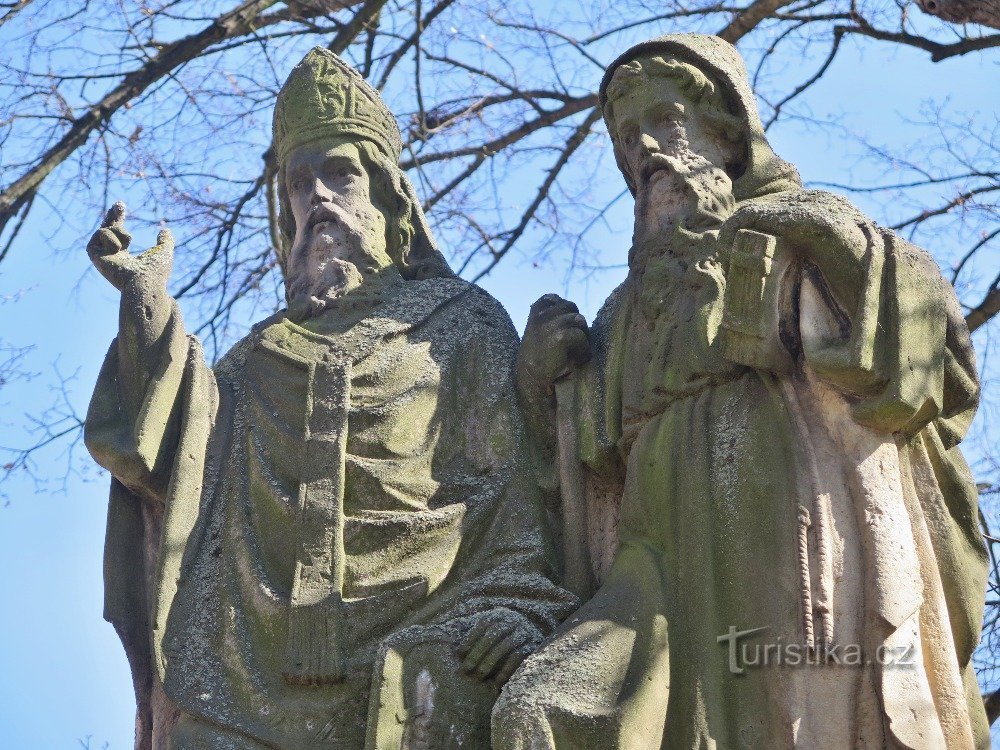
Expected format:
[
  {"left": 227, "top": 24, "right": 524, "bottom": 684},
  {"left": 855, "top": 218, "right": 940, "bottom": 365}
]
[{"left": 86, "top": 201, "right": 174, "bottom": 294}]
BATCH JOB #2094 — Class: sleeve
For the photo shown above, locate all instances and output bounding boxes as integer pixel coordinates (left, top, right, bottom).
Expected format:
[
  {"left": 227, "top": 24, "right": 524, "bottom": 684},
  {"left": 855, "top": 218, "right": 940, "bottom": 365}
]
[
  {"left": 799, "top": 222, "right": 978, "bottom": 441},
  {"left": 728, "top": 190, "right": 978, "bottom": 442},
  {"left": 85, "top": 302, "right": 195, "bottom": 503},
  {"left": 84, "top": 303, "right": 218, "bottom": 745},
  {"left": 430, "top": 289, "right": 579, "bottom": 634}
]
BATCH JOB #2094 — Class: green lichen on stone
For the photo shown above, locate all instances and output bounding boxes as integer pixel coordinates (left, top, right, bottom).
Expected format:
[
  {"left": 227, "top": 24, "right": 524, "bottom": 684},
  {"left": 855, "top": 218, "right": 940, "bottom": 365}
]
[
  {"left": 498, "top": 33, "right": 989, "bottom": 750},
  {"left": 86, "top": 46, "right": 576, "bottom": 750}
]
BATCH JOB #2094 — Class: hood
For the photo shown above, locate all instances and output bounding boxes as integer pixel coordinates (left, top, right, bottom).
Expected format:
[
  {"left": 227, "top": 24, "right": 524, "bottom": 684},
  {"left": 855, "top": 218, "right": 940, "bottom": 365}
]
[{"left": 599, "top": 33, "right": 801, "bottom": 202}]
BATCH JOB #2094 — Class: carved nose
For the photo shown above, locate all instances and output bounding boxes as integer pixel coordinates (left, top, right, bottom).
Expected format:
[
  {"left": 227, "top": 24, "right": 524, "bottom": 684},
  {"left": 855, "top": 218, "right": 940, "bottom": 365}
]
[
  {"left": 639, "top": 133, "right": 660, "bottom": 155},
  {"left": 309, "top": 176, "right": 333, "bottom": 205}
]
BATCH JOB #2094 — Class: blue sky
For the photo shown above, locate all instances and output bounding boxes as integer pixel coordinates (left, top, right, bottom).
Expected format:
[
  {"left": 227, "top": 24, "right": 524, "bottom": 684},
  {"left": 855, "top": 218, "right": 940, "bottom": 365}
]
[{"left": 0, "top": 9, "right": 998, "bottom": 749}]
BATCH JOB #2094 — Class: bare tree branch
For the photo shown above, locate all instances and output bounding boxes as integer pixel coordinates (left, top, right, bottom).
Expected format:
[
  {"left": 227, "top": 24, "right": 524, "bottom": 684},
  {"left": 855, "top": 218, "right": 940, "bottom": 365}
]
[
  {"left": 375, "top": 0, "right": 458, "bottom": 89},
  {"left": 400, "top": 95, "right": 596, "bottom": 170},
  {"left": 0, "top": 188, "right": 34, "bottom": 263},
  {"left": 836, "top": 17, "right": 1000, "bottom": 62},
  {"left": 470, "top": 107, "right": 602, "bottom": 281},
  {"left": 718, "top": 0, "right": 799, "bottom": 43},
  {"left": 0, "top": 0, "right": 327, "bottom": 241},
  {"left": 0, "top": 0, "right": 34, "bottom": 29},
  {"left": 952, "top": 227, "right": 1000, "bottom": 285},
  {"left": 890, "top": 184, "right": 1000, "bottom": 230},
  {"left": 967, "top": 285, "right": 1000, "bottom": 333},
  {"left": 764, "top": 27, "right": 844, "bottom": 129},
  {"left": 327, "top": 0, "right": 389, "bottom": 53}
]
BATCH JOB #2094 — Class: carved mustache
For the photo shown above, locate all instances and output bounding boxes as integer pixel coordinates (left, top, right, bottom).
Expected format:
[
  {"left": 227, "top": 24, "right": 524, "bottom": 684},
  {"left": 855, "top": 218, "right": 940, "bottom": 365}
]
[
  {"left": 639, "top": 152, "right": 681, "bottom": 185},
  {"left": 304, "top": 203, "right": 345, "bottom": 235},
  {"left": 635, "top": 151, "right": 736, "bottom": 231}
]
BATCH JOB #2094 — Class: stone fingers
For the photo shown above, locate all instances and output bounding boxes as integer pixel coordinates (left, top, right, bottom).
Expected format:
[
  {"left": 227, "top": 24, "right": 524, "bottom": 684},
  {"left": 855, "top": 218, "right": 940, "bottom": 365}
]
[
  {"left": 87, "top": 227, "right": 126, "bottom": 258},
  {"left": 493, "top": 643, "right": 535, "bottom": 685},
  {"left": 137, "top": 227, "right": 175, "bottom": 278},
  {"left": 554, "top": 312, "right": 591, "bottom": 366},
  {"left": 102, "top": 200, "right": 133, "bottom": 250},
  {"left": 460, "top": 620, "right": 516, "bottom": 676},
  {"left": 86, "top": 202, "right": 176, "bottom": 294},
  {"left": 457, "top": 613, "right": 498, "bottom": 656},
  {"left": 530, "top": 294, "right": 579, "bottom": 323},
  {"left": 472, "top": 628, "right": 532, "bottom": 680},
  {"left": 87, "top": 202, "right": 138, "bottom": 290},
  {"left": 88, "top": 202, "right": 131, "bottom": 258}
]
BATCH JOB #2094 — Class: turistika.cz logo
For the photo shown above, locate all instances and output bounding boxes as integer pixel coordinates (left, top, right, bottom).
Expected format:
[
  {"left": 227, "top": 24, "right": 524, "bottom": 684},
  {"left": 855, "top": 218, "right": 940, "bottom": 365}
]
[{"left": 716, "top": 626, "right": 916, "bottom": 675}]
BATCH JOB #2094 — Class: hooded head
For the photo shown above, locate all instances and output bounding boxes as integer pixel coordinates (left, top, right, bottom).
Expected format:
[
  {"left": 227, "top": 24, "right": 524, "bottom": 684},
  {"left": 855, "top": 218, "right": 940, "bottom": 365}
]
[
  {"left": 599, "top": 34, "right": 801, "bottom": 203},
  {"left": 272, "top": 47, "right": 453, "bottom": 282}
]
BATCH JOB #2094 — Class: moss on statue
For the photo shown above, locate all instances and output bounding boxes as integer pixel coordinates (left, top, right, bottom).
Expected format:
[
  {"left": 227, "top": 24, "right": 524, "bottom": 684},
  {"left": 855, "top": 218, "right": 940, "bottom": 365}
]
[
  {"left": 498, "top": 33, "right": 989, "bottom": 750},
  {"left": 86, "top": 47, "right": 576, "bottom": 749}
]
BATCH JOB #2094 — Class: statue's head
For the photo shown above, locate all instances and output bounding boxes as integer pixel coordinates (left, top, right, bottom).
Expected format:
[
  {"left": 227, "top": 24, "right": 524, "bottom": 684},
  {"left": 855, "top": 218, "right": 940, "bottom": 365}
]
[
  {"left": 273, "top": 48, "right": 452, "bottom": 314},
  {"left": 599, "top": 34, "right": 801, "bottom": 242},
  {"left": 603, "top": 52, "right": 742, "bottom": 238}
]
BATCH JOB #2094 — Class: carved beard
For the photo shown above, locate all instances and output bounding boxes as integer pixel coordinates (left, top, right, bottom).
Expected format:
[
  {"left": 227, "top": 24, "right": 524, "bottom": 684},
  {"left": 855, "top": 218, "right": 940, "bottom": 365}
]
[
  {"left": 635, "top": 149, "right": 736, "bottom": 247},
  {"left": 284, "top": 230, "right": 365, "bottom": 321}
]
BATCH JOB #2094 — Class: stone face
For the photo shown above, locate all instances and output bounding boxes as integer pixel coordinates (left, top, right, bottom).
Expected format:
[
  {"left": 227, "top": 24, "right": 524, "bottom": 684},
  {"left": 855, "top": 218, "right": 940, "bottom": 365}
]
[
  {"left": 85, "top": 47, "right": 575, "bottom": 749},
  {"left": 499, "top": 33, "right": 989, "bottom": 750}
]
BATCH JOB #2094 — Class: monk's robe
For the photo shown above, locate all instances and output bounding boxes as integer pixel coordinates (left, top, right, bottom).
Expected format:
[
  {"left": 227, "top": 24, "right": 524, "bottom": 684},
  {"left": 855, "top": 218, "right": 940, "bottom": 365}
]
[
  {"left": 494, "top": 34, "right": 988, "bottom": 750},
  {"left": 495, "top": 190, "right": 989, "bottom": 749},
  {"left": 88, "top": 272, "right": 576, "bottom": 748}
]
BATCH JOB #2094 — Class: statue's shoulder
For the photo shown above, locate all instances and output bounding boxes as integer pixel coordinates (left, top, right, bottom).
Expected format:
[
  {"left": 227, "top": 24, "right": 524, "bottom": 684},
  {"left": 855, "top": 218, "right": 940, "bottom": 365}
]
[
  {"left": 406, "top": 276, "right": 518, "bottom": 340},
  {"left": 748, "top": 189, "right": 945, "bottom": 275},
  {"left": 741, "top": 188, "right": 874, "bottom": 229},
  {"left": 213, "top": 311, "right": 285, "bottom": 377},
  {"left": 593, "top": 279, "right": 632, "bottom": 338}
]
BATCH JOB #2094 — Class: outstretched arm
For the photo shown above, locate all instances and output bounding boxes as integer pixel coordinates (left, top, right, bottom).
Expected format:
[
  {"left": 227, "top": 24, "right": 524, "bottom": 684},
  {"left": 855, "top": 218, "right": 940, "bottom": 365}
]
[
  {"left": 85, "top": 202, "right": 210, "bottom": 501},
  {"left": 86, "top": 202, "right": 176, "bottom": 416},
  {"left": 86, "top": 205, "right": 217, "bottom": 742}
]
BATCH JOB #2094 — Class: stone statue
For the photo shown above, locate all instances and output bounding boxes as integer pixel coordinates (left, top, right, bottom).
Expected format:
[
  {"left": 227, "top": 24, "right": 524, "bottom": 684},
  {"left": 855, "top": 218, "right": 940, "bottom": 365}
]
[
  {"left": 84, "top": 48, "right": 575, "bottom": 749},
  {"left": 497, "top": 34, "right": 989, "bottom": 749}
]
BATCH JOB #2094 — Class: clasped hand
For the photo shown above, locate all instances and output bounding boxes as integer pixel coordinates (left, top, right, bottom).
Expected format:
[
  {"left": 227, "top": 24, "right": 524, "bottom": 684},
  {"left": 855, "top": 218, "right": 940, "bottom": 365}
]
[{"left": 517, "top": 294, "right": 591, "bottom": 398}]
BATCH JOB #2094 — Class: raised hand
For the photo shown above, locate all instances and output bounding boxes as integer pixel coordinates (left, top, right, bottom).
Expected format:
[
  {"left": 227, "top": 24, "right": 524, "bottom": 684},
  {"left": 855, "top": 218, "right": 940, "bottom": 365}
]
[
  {"left": 86, "top": 202, "right": 178, "bottom": 396},
  {"left": 87, "top": 201, "right": 174, "bottom": 294}
]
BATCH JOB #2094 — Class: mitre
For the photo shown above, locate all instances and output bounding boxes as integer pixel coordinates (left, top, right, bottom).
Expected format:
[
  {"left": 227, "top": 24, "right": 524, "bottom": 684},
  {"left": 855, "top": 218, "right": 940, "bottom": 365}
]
[{"left": 273, "top": 46, "right": 403, "bottom": 164}]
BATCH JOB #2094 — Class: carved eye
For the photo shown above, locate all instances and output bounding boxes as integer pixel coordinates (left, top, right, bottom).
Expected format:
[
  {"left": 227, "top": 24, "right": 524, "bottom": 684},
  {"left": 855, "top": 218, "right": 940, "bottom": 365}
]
[
  {"left": 290, "top": 178, "right": 309, "bottom": 193},
  {"left": 322, "top": 159, "right": 362, "bottom": 182},
  {"left": 341, "top": 165, "right": 363, "bottom": 181}
]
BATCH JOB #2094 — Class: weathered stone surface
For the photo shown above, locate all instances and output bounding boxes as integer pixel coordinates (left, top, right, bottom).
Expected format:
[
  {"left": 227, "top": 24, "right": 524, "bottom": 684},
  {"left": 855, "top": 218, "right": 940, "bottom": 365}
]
[
  {"left": 86, "top": 35, "right": 990, "bottom": 750},
  {"left": 86, "top": 47, "right": 575, "bottom": 749},
  {"left": 500, "top": 33, "right": 989, "bottom": 750}
]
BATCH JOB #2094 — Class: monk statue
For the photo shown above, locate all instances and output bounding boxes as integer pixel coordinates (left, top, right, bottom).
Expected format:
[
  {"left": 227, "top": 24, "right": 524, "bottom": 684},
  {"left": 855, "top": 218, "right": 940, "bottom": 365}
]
[
  {"left": 496, "top": 34, "right": 989, "bottom": 749},
  {"left": 84, "top": 47, "right": 575, "bottom": 749}
]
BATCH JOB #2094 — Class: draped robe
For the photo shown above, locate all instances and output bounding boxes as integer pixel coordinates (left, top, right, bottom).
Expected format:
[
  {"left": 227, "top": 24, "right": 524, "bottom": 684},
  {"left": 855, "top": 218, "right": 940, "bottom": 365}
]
[
  {"left": 87, "top": 273, "right": 575, "bottom": 748},
  {"left": 494, "top": 190, "right": 989, "bottom": 749}
]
